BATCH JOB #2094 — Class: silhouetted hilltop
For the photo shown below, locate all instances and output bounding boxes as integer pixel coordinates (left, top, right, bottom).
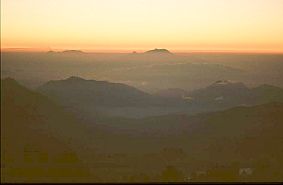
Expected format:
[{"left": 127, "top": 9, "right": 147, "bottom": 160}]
[
  {"left": 123, "top": 48, "right": 178, "bottom": 63},
  {"left": 144, "top": 48, "right": 173, "bottom": 55}
]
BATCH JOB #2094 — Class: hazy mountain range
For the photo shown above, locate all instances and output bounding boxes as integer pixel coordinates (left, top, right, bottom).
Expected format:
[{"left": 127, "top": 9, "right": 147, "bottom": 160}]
[
  {"left": 2, "top": 51, "right": 283, "bottom": 91},
  {"left": 37, "top": 76, "right": 283, "bottom": 118},
  {"left": 1, "top": 51, "right": 283, "bottom": 182},
  {"left": 2, "top": 77, "right": 283, "bottom": 182}
]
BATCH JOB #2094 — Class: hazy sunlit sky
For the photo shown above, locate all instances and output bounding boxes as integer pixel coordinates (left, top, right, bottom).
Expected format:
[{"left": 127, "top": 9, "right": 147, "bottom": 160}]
[{"left": 1, "top": 0, "right": 283, "bottom": 52}]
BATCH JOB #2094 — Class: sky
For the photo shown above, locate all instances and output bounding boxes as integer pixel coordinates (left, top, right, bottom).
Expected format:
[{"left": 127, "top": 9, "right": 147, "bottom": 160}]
[{"left": 1, "top": 0, "right": 283, "bottom": 53}]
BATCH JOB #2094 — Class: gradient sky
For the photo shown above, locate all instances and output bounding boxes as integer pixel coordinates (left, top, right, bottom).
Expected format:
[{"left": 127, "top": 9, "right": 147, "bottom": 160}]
[{"left": 1, "top": 0, "right": 283, "bottom": 52}]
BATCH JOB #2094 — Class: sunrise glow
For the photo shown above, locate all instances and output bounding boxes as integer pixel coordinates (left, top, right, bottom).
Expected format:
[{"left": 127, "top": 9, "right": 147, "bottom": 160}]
[{"left": 1, "top": 0, "right": 283, "bottom": 53}]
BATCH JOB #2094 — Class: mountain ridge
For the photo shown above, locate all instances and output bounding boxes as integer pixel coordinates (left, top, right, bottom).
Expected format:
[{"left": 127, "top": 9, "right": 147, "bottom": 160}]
[{"left": 38, "top": 76, "right": 170, "bottom": 107}]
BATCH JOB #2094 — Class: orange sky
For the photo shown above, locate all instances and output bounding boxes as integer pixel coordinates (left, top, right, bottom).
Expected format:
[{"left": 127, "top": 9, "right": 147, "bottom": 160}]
[{"left": 1, "top": 0, "right": 283, "bottom": 53}]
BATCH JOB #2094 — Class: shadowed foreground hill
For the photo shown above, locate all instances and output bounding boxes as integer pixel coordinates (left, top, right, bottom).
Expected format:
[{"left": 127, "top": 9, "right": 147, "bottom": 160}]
[
  {"left": 184, "top": 102, "right": 283, "bottom": 181},
  {"left": 185, "top": 102, "right": 283, "bottom": 159},
  {"left": 1, "top": 78, "right": 91, "bottom": 182},
  {"left": 86, "top": 102, "right": 283, "bottom": 182},
  {"left": 106, "top": 102, "right": 283, "bottom": 181}
]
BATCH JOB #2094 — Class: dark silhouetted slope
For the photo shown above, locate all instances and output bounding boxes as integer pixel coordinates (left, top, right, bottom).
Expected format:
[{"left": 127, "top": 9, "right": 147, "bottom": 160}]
[{"left": 1, "top": 78, "right": 90, "bottom": 182}]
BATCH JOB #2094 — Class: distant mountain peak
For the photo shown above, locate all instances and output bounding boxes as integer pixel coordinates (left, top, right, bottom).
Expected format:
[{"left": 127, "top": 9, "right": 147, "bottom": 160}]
[
  {"left": 66, "top": 76, "right": 86, "bottom": 81},
  {"left": 145, "top": 48, "right": 172, "bottom": 54},
  {"left": 62, "top": 50, "right": 85, "bottom": 54},
  {"left": 47, "top": 50, "right": 85, "bottom": 54}
]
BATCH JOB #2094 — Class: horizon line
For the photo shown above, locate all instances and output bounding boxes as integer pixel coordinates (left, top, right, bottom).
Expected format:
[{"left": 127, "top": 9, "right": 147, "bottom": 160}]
[{"left": 1, "top": 47, "right": 283, "bottom": 54}]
